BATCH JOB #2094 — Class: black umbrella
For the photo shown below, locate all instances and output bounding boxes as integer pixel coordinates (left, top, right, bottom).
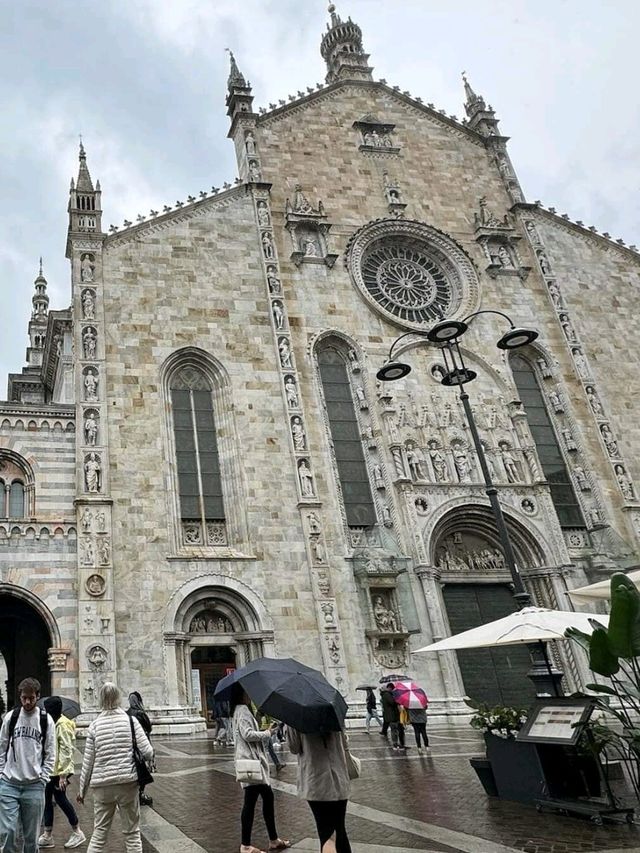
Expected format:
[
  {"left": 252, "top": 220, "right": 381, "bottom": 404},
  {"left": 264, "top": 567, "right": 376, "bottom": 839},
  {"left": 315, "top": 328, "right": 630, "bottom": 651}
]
[
  {"left": 215, "top": 657, "right": 348, "bottom": 734},
  {"left": 37, "top": 696, "right": 81, "bottom": 719},
  {"left": 379, "top": 673, "right": 409, "bottom": 684}
]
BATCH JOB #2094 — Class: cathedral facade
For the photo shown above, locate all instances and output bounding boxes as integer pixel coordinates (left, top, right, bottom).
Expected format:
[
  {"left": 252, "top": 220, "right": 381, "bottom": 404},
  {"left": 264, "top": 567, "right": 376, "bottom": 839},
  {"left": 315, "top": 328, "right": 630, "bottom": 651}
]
[{"left": 2, "top": 7, "right": 640, "bottom": 729}]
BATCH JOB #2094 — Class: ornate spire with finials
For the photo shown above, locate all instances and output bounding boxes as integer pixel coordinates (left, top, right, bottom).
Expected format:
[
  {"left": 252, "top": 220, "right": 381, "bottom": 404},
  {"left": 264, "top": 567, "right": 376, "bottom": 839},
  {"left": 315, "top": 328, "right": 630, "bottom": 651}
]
[
  {"left": 461, "top": 72, "right": 499, "bottom": 137},
  {"left": 66, "top": 139, "right": 103, "bottom": 256},
  {"left": 225, "top": 48, "right": 254, "bottom": 128},
  {"left": 31, "top": 257, "right": 49, "bottom": 321},
  {"left": 462, "top": 71, "right": 486, "bottom": 115},
  {"left": 320, "top": 3, "right": 373, "bottom": 84},
  {"left": 76, "top": 138, "right": 94, "bottom": 193},
  {"left": 226, "top": 49, "right": 247, "bottom": 92}
]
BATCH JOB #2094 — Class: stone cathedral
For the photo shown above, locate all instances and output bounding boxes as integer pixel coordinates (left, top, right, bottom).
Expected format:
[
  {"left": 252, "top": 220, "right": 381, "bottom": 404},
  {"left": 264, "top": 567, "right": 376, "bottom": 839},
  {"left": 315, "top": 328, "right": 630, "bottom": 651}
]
[{"left": 2, "top": 6, "right": 640, "bottom": 729}]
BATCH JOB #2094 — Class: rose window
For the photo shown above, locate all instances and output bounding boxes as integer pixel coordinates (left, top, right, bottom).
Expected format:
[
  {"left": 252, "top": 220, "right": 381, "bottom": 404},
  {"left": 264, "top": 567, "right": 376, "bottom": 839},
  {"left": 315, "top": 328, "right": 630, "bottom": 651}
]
[{"left": 346, "top": 221, "right": 479, "bottom": 331}]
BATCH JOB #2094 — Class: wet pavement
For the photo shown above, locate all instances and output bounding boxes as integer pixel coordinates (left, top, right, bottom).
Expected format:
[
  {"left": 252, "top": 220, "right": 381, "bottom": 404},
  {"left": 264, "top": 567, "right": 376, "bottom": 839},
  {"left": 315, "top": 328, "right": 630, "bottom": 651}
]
[{"left": 62, "top": 726, "right": 640, "bottom": 853}]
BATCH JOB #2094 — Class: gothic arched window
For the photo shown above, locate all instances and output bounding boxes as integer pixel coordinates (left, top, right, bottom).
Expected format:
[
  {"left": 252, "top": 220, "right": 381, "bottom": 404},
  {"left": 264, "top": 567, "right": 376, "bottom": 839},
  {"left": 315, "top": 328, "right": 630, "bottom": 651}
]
[
  {"left": 170, "top": 366, "right": 225, "bottom": 528},
  {"left": 317, "top": 347, "right": 376, "bottom": 527},
  {"left": 8, "top": 481, "right": 25, "bottom": 518},
  {"left": 510, "top": 355, "right": 584, "bottom": 528}
]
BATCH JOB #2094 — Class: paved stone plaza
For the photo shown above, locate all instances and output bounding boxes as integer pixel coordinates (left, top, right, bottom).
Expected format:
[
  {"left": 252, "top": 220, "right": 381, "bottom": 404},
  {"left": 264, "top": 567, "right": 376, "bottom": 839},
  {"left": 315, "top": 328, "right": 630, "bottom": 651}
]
[{"left": 67, "top": 728, "right": 640, "bottom": 853}]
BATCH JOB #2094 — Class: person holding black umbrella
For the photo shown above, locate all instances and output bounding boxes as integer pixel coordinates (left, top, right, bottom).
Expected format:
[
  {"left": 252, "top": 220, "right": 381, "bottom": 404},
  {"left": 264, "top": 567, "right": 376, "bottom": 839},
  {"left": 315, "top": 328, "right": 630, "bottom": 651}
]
[
  {"left": 380, "top": 683, "right": 405, "bottom": 752},
  {"left": 287, "top": 726, "right": 352, "bottom": 853},
  {"left": 230, "top": 683, "right": 291, "bottom": 853}
]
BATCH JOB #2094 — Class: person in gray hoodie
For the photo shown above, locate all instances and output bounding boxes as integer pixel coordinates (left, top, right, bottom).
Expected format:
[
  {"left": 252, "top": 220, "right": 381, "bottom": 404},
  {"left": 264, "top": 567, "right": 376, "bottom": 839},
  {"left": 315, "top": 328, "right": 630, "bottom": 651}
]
[{"left": 408, "top": 706, "right": 429, "bottom": 753}]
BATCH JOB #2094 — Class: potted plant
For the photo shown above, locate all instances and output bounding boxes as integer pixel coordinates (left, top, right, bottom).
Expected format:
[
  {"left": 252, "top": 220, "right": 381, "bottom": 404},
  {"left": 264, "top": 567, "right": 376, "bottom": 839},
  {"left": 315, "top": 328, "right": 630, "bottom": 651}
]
[{"left": 465, "top": 700, "right": 546, "bottom": 803}]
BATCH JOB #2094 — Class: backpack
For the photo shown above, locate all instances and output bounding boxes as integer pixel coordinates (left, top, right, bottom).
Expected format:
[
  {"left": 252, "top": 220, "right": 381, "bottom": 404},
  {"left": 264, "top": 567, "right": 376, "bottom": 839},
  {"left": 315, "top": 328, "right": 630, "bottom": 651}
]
[{"left": 4, "top": 707, "right": 49, "bottom": 763}]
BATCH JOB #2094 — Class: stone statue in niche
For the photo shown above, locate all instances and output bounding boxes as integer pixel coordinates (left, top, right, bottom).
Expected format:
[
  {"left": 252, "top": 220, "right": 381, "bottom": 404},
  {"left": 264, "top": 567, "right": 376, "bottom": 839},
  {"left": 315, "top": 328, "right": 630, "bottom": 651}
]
[
  {"left": 497, "top": 245, "right": 513, "bottom": 267},
  {"left": 272, "top": 301, "right": 285, "bottom": 330},
  {"left": 84, "top": 369, "right": 99, "bottom": 402},
  {"left": 320, "top": 601, "right": 335, "bottom": 626},
  {"left": 586, "top": 386, "right": 603, "bottom": 416},
  {"left": 560, "top": 314, "right": 577, "bottom": 342},
  {"left": 292, "top": 185, "right": 314, "bottom": 214},
  {"left": 537, "top": 250, "right": 552, "bottom": 275},
  {"left": 536, "top": 357, "right": 552, "bottom": 379},
  {"left": 373, "top": 595, "right": 398, "bottom": 632},
  {"left": 304, "top": 236, "right": 319, "bottom": 257},
  {"left": 81, "top": 289, "right": 96, "bottom": 320},
  {"left": 310, "top": 536, "right": 324, "bottom": 562},
  {"left": 248, "top": 161, "right": 261, "bottom": 181},
  {"left": 372, "top": 464, "right": 385, "bottom": 490},
  {"left": 96, "top": 510, "right": 107, "bottom": 532},
  {"left": 348, "top": 350, "right": 360, "bottom": 373},
  {"left": 84, "top": 411, "right": 99, "bottom": 446},
  {"left": 499, "top": 442, "right": 521, "bottom": 483},
  {"left": 97, "top": 536, "right": 111, "bottom": 565},
  {"left": 262, "top": 231, "right": 275, "bottom": 259},
  {"left": 600, "top": 424, "right": 618, "bottom": 457},
  {"left": 284, "top": 375, "right": 298, "bottom": 408},
  {"left": 405, "top": 443, "right": 427, "bottom": 481},
  {"left": 428, "top": 441, "right": 449, "bottom": 483},
  {"left": 278, "top": 337, "right": 293, "bottom": 369},
  {"left": 548, "top": 389, "right": 564, "bottom": 413},
  {"left": 573, "top": 467, "right": 591, "bottom": 491},
  {"left": 572, "top": 348, "right": 589, "bottom": 379},
  {"left": 267, "top": 266, "right": 281, "bottom": 294},
  {"left": 615, "top": 465, "right": 635, "bottom": 500},
  {"left": 481, "top": 443, "right": 498, "bottom": 479},
  {"left": 245, "top": 132, "right": 256, "bottom": 156},
  {"left": 589, "top": 507, "right": 603, "bottom": 526},
  {"left": 80, "top": 253, "right": 95, "bottom": 282},
  {"left": 355, "top": 386, "right": 368, "bottom": 410},
  {"left": 307, "top": 512, "right": 321, "bottom": 534},
  {"left": 84, "top": 452, "right": 102, "bottom": 493},
  {"left": 257, "top": 201, "right": 270, "bottom": 227},
  {"left": 80, "top": 536, "right": 94, "bottom": 566},
  {"left": 562, "top": 428, "right": 577, "bottom": 452},
  {"left": 298, "top": 459, "right": 314, "bottom": 497},
  {"left": 291, "top": 417, "right": 306, "bottom": 451},
  {"left": 431, "top": 364, "right": 446, "bottom": 383},
  {"left": 452, "top": 442, "right": 470, "bottom": 482},
  {"left": 548, "top": 281, "right": 563, "bottom": 307},
  {"left": 475, "top": 196, "right": 507, "bottom": 228},
  {"left": 82, "top": 327, "right": 97, "bottom": 359},
  {"left": 382, "top": 505, "right": 393, "bottom": 527},
  {"left": 525, "top": 220, "right": 541, "bottom": 243}
]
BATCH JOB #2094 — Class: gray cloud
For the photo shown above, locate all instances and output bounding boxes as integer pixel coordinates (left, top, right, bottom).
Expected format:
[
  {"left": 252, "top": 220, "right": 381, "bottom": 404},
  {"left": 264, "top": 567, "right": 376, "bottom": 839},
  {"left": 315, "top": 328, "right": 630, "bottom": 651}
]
[{"left": 2, "top": 0, "right": 639, "bottom": 391}]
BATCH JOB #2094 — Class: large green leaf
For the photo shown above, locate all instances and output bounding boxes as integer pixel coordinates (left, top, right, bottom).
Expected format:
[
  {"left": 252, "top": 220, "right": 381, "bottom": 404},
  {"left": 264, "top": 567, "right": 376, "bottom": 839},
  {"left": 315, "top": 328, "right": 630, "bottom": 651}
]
[
  {"left": 565, "top": 626, "right": 592, "bottom": 652},
  {"left": 589, "top": 628, "right": 620, "bottom": 676},
  {"left": 585, "top": 683, "right": 618, "bottom": 696},
  {"left": 608, "top": 580, "right": 640, "bottom": 658}
]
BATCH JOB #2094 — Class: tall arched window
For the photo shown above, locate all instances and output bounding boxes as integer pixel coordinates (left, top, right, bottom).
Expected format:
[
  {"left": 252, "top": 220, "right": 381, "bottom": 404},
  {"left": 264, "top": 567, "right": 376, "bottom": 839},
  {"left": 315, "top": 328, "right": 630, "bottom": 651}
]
[
  {"left": 170, "top": 366, "right": 225, "bottom": 528},
  {"left": 511, "top": 355, "right": 584, "bottom": 528},
  {"left": 318, "top": 347, "right": 376, "bottom": 527},
  {"left": 8, "top": 481, "right": 25, "bottom": 518}
]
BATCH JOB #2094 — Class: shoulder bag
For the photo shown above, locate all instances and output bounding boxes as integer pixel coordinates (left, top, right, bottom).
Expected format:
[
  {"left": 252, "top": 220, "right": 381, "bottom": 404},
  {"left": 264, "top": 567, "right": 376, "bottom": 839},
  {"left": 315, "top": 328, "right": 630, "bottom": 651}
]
[
  {"left": 129, "top": 716, "right": 154, "bottom": 786},
  {"left": 235, "top": 758, "right": 263, "bottom": 783}
]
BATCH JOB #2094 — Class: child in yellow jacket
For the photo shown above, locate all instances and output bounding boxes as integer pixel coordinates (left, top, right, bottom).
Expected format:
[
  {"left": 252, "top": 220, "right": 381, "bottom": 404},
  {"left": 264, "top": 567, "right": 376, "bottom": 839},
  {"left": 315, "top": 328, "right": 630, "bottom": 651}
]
[{"left": 38, "top": 697, "right": 86, "bottom": 849}]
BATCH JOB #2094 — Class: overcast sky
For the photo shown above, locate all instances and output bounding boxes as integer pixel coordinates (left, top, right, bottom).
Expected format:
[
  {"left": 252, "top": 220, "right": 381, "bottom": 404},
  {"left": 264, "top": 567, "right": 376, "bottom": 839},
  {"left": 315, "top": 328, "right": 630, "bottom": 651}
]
[{"left": 1, "top": 0, "right": 638, "bottom": 395}]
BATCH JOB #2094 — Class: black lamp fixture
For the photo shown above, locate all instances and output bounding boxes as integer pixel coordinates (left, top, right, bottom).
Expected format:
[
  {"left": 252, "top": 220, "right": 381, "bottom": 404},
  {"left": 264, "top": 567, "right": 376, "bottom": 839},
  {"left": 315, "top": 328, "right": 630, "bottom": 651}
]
[
  {"left": 496, "top": 326, "right": 539, "bottom": 350},
  {"left": 376, "top": 360, "right": 412, "bottom": 382}
]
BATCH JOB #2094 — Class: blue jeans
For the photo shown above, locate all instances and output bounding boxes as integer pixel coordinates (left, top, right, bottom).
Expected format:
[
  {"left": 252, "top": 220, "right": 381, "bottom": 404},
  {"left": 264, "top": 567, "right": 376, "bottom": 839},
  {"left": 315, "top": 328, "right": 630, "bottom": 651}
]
[{"left": 0, "top": 777, "right": 46, "bottom": 853}]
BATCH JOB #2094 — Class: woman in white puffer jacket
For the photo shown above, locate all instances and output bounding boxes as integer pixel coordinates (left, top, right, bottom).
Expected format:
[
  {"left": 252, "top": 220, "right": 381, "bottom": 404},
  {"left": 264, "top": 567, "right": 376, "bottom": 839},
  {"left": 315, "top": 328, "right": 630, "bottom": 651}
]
[{"left": 77, "top": 682, "right": 153, "bottom": 853}]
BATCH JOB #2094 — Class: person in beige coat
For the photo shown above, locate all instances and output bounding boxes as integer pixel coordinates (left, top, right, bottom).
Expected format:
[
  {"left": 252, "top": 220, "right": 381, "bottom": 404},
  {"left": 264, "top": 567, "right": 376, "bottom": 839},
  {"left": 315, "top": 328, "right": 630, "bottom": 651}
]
[
  {"left": 230, "top": 684, "right": 290, "bottom": 853},
  {"left": 77, "top": 682, "right": 153, "bottom": 853},
  {"left": 287, "top": 727, "right": 352, "bottom": 853}
]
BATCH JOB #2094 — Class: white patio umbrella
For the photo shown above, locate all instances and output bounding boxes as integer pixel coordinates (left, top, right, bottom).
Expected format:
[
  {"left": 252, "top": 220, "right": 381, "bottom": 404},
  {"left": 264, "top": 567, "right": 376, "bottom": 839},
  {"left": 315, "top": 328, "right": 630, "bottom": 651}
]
[
  {"left": 567, "top": 569, "right": 640, "bottom": 603},
  {"left": 413, "top": 606, "right": 608, "bottom": 653}
]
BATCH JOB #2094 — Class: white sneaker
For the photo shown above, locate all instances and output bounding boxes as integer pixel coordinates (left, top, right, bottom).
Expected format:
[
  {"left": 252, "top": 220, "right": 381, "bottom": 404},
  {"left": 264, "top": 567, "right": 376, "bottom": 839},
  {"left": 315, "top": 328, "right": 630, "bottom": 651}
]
[
  {"left": 64, "top": 829, "right": 86, "bottom": 848},
  {"left": 38, "top": 834, "right": 55, "bottom": 848}
]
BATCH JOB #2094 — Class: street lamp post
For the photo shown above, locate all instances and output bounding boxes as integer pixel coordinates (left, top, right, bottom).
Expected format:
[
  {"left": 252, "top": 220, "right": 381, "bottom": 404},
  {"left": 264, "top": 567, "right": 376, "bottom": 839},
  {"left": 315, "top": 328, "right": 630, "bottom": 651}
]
[{"left": 377, "top": 311, "right": 563, "bottom": 696}]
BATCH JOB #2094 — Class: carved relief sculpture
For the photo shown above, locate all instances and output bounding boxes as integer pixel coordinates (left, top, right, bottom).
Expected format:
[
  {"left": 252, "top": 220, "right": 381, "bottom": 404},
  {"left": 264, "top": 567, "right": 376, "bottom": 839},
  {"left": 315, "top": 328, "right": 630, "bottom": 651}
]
[
  {"left": 82, "top": 327, "right": 97, "bottom": 359},
  {"left": 97, "top": 536, "right": 111, "bottom": 565},
  {"left": 562, "top": 428, "right": 577, "bottom": 452},
  {"left": 307, "top": 512, "right": 321, "bottom": 535},
  {"left": 573, "top": 466, "right": 591, "bottom": 491},
  {"left": 548, "top": 389, "right": 564, "bottom": 413},
  {"left": 586, "top": 386, "right": 603, "bottom": 416},
  {"left": 405, "top": 443, "right": 427, "bottom": 481},
  {"left": 86, "top": 574, "right": 106, "bottom": 597},
  {"left": 87, "top": 645, "right": 108, "bottom": 670},
  {"left": 355, "top": 386, "right": 368, "bottom": 410},
  {"left": 428, "top": 441, "right": 449, "bottom": 483},
  {"left": 452, "top": 441, "right": 470, "bottom": 482},
  {"left": 572, "top": 348, "right": 589, "bottom": 379},
  {"left": 372, "top": 464, "right": 385, "bottom": 490},
  {"left": 600, "top": 424, "right": 619, "bottom": 457},
  {"left": 81, "top": 508, "right": 93, "bottom": 533},
  {"left": 80, "top": 537, "right": 95, "bottom": 566},
  {"left": 373, "top": 594, "right": 398, "bottom": 632},
  {"left": 95, "top": 510, "right": 107, "bottom": 532},
  {"left": 248, "top": 161, "right": 261, "bottom": 182},
  {"left": 321, "top": 601, "right": 336, "bottom": 626},
  {"left": 615, "top": 465, "right": 635, "bottom": 500},
  {"left": 536, "top": 357, "right": 553, "bottom": 379}
]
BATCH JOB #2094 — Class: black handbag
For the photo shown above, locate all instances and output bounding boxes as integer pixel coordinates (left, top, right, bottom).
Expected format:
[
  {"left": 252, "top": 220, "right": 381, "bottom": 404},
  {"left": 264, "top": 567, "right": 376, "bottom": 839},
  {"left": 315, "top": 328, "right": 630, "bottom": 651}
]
[{"left": 129, "top": 715, "right": 154, "bottom": 786}]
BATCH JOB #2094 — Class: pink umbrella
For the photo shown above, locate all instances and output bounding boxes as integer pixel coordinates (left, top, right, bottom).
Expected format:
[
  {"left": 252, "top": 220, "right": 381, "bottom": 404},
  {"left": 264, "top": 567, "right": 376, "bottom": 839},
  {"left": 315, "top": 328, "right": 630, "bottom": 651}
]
[{"left": 392, "top": 681, "right": 429, "bottom": 709}]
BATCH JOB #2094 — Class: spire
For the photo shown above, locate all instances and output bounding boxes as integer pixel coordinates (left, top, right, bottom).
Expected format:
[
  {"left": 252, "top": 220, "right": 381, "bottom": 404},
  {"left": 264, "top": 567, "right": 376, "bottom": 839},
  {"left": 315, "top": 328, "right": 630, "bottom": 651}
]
[
  {"left": 461, "top": 72, "right": 500, "bottom": 137},
  {"left": 226, "top": 49, "right": 247, "bottom": 93},
  {"left": 31, "top": 257, "right": 49, "bottom": 320},
  {"left": 462, "top": 71, "right": 487, "bottom": 117},
  {"left": 320, "top": 3, "right": 373, "bottom": 84},
  {"left": 76, "top": 138, "right": 94, "bottom": 193}
]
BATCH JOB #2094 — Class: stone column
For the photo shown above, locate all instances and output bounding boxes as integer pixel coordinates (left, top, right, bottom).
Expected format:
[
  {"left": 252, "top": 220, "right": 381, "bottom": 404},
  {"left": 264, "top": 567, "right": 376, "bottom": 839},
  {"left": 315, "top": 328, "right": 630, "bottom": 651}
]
[
  {"left": 164, "top": 633, "right": 188, "bottom": 707},
  {"left": 415, "top": 567, "right": 465, "bottom": 700}
]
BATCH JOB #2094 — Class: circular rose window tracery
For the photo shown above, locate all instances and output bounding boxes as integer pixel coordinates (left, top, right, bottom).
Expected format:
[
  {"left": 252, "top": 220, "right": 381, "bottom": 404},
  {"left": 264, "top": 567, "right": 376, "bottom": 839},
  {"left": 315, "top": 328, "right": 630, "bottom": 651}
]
[{"left": 346, "top": 220, "right": 480, "bottom": 331}]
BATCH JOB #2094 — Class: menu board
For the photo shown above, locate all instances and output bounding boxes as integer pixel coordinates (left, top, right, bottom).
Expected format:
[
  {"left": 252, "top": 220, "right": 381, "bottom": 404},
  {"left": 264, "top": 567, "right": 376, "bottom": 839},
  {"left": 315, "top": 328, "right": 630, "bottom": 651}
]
[{"left": 518, "top": 698, "right": 595, "bottom": 745}]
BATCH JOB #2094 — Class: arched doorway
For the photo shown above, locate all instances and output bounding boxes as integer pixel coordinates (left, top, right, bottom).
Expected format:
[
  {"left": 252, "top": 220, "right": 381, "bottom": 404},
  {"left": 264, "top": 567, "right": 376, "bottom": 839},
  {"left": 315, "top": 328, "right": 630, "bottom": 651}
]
[
  {"left": 431, "top": 505, "right": 546, "bottom": 708},
  {"left": 164, "top": 576, "right": 275, "bottom": 721},
  {"left": 0, "top": 592, "right": 53, "bottom": 705}
]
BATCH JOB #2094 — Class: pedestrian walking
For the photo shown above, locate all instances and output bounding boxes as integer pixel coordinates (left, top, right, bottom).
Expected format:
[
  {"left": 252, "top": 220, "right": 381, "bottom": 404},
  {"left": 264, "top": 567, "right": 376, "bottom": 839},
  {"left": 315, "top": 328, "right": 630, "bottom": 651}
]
[
  {"left": 287, "top": 726, "right": 353, "bottom": 853},
  {"left": 38, "top": 696, "right": 86, "bottom": 849},
  {"left": 364, "top": 688, "right": 382, "bottom": 733},
  {"left": 380, "top": 683, "right": 405, "bottom": 751},
  {"left": 408, "top": 707, "right": 429, "bottom": 753},
  {"left": 126, "top": 691, "right": 153, "bottom": 805},
  {"left": 231, "top": 683, "right": 290, "bottom": 853},
  {"left": 0, "top": 677, "right": 56, "bottom": 853},
  {"left": 77, "top": 682, "right": 153, "bottom": 853}
]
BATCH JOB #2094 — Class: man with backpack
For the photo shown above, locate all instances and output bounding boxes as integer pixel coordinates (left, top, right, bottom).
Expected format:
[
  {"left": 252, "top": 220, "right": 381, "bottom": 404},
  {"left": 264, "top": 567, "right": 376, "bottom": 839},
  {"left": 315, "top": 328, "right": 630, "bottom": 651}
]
[{"left": 0, "top": 677, "right": 56, "bottom": 853}]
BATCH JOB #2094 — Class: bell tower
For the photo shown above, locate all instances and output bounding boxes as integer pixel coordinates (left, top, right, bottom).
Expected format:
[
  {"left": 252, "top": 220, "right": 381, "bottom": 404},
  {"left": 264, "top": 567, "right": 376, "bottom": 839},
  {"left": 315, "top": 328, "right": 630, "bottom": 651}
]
[{"left": 320, "top": 3, "right": 373, "bottom": 84}]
